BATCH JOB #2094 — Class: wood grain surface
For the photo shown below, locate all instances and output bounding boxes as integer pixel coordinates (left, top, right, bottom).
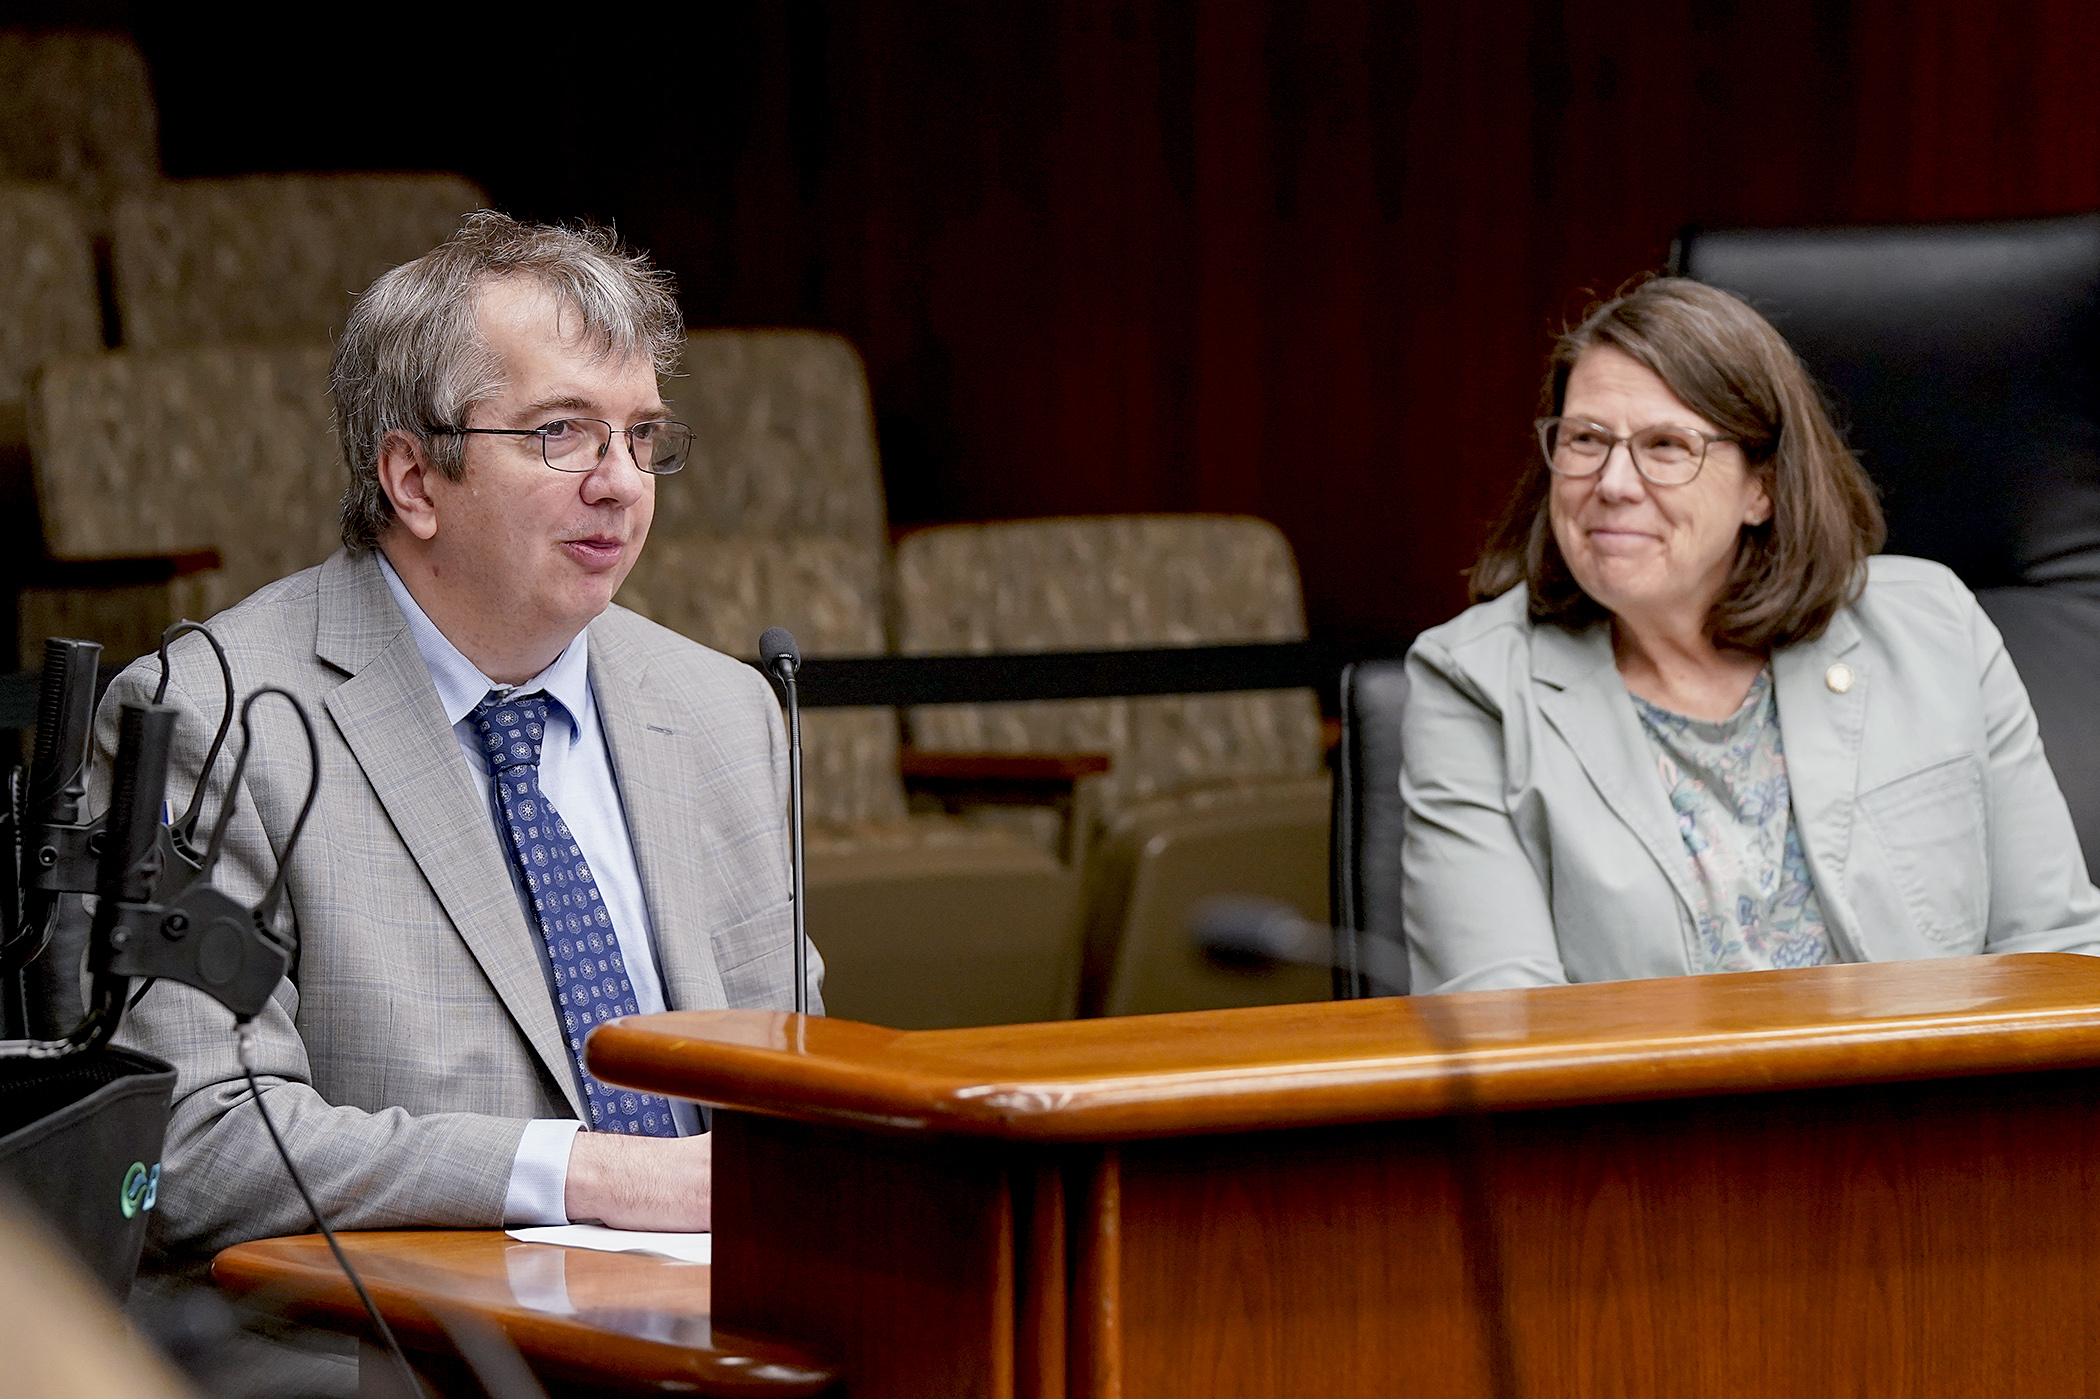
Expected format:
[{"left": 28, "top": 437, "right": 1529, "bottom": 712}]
[
  {"left": 1101, "top": 1066, "right": 2100, "bottom": 1397},
  {"left": 710, "top": 1111, "right": 1015, "bottom": 1399},
  {"left": 210, "top": 1231, "right": 834, "bottom": 1396},
  {"left": 588, "top": 954, "right": 2100, "bottom": 1140}
]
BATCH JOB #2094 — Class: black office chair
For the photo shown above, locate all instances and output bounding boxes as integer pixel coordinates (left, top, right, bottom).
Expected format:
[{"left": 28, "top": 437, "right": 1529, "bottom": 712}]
[
  {"left": 1331, "top": 659, "right": 1410, "bottom": 996},
  {"left": 1676, "top": 213, "right": 2100, "bottom": 865}
]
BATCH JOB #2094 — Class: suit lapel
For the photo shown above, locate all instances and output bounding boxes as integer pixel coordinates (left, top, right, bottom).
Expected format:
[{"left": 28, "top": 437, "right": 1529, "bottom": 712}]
[
  {"left": 1532, "top": 622, "right": 1704, "bottom": 923},
  {"left": 1771, "top": 610, "right": 1868, "bottom": 956},
  {"left": 591, "top": 624, "right": 731, "bottom": 1014},
  {"left": 316, "top": 553, "right": 586, "bottom": 1118}
]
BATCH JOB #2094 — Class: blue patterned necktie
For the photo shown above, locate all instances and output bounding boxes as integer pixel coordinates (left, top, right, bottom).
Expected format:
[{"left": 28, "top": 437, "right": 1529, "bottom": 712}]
[{"left": 470, "top": 691, "right": 677, "bottom": 1137}]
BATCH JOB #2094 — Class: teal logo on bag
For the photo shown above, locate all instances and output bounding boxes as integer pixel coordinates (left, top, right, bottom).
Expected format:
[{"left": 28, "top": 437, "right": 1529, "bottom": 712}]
[{"left": 120, "top": 1162, "right": 160, "bottom": 1219}]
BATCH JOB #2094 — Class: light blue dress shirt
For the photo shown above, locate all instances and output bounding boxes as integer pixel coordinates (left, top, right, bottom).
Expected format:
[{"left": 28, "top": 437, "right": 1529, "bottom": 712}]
[{"left": 377, "top": 555, "right": 697, "bottom": 1226}]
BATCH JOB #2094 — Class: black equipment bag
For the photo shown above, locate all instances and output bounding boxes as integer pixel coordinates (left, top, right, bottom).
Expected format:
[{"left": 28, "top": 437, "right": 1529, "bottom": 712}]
[{"left": 0, "top": 1047, "right": 176, "bottom": 1298}]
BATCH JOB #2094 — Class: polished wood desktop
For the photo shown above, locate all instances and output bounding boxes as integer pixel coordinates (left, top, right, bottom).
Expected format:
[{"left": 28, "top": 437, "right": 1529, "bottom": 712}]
[
  {"left": 211, "top": 1230, "right": 834, "bottom": 1396},
  {"left": 217, "top": 955, "right": 2100, "bottom": 1396},
  {"left": 590, "top": 953, "right": 2100, "bottom": 1398}
]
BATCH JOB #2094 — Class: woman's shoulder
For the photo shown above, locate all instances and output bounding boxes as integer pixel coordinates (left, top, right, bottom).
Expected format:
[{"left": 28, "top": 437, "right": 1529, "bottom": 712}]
[
  {"left": 1816, "top": 554, "right": 1993, "bottom": 675},
  {"left": 1848, "top": 554, "right": 1983, "bottom": 629},
  {"left": 1407, "top": 585, "right": 1555, "bottom": 697},
  {"left": 1412, "top": 585, "right": 1533, "bottom": 657}
]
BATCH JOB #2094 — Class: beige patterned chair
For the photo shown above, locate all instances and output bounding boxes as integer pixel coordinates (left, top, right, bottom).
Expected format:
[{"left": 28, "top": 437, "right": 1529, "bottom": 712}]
[
  {"left": 20, "top": 344, "right": 342, "bottom": 667},
  {"left": 896, "top": 515, "right": 1335, "bottom": 1017},
  {"left": 0, "top": 185, "right": 103, "bottom": 618},
  {"left": 0, "top": 32, "right": 159, "bottom": 238},
  {"left": 654, "top": 330, "right": 890, "bottom": 554},
  {"left": 109, "top": 174, "right": 486, "bottom": 348},
  {"left": 618, "top": 534, "right": 1082, "bottom": 1028}
]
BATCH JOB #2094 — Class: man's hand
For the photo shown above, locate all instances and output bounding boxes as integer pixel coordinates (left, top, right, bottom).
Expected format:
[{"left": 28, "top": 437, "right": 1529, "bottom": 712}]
[{"left": 564, "top": 1131, "right": 712, "bottom": 1231}]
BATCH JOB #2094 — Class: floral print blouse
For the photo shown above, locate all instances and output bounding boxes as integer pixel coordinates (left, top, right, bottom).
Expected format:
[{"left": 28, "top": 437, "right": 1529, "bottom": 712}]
[{"left": 1630, "top": 669, "right": 1838, "bottom": 973}]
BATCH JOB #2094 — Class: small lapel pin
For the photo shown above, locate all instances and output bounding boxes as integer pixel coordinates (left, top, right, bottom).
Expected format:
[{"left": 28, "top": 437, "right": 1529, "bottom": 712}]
[{"left": 1825, "top": 662, "right": 1854, "bottom": 694}]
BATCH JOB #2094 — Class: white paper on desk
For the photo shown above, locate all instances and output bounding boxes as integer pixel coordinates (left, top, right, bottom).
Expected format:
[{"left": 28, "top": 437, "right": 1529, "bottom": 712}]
[{"left": 505, "top": 1224, "right": 712, "bottom": 1264}]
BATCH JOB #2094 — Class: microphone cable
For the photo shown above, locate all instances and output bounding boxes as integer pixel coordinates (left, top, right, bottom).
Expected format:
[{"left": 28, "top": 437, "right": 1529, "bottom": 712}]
[
  {"left": 128, "top": 621, "right": 241, "bottom": 1016},
  {"left": 214, "top": 686, "right": 426, "bottom": 1399}
]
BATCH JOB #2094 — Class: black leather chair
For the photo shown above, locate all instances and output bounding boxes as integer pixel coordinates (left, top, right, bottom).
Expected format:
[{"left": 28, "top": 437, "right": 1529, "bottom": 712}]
[
  {"left": 1676, "top": 213, "right": 2100, "bottom": 865},
  {"left": 1331, "top": 658, "right": 1410, "bottom": 995}
]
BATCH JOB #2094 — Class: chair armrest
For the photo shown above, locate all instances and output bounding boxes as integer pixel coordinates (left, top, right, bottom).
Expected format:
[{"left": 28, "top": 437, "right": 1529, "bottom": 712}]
[
  {"left": 24, "top": 550, "right": 222, "bottom": 588},
  {"left": 898, "top": 749, "right": 1112, "bottom": 784},
  {"left": 899, "top": 750, "right": 1115, "bottom": 861}
]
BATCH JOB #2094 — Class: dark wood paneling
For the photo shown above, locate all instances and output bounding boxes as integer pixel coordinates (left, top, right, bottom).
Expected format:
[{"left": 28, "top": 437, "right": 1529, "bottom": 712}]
[{"left": 126, "top": 1, "right": 2100, "bottom": 644}]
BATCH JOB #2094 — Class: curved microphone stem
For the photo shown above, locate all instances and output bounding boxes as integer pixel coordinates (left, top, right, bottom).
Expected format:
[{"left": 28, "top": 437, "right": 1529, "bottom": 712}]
[
  {"left": 759, "top": 626, "right": 810, "bottom": 1015},
  {"left": 782, "top": 664, "right": 808, "bottom": 1016}
]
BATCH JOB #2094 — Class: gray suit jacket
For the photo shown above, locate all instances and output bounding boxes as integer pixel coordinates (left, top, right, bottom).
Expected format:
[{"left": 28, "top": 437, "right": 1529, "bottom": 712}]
[
  {"left": 98, "top": 549, "right": 810, "bottom": 1257},
  {"left": 1403, "top": 555, "right": 2100, "bottom": 993}
]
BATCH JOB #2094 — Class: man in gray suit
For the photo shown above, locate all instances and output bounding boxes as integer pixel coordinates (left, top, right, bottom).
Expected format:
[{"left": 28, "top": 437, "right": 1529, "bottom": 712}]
[{"left": 100, "top": 214, "right": 811, "bottom": 1291}]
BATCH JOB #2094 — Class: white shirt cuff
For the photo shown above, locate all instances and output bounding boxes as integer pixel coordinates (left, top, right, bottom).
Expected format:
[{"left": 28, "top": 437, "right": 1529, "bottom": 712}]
[{"left": 503, "top": 1119, "right": 586, "bottom": 1226}]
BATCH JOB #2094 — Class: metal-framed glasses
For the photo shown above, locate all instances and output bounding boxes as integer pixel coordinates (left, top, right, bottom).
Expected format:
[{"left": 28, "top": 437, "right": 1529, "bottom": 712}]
[
  {"left": 1535, "top": 416, "right": 1732, "bottom": 486},
  {"left": 429, "top": 418, "right": 695, "bottom": 475}
]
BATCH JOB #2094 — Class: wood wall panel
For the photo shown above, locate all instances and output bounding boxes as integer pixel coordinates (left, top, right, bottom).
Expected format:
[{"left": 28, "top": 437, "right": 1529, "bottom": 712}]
[{"left": 127, "top": 0, "right": 2100, "bottom": 646}]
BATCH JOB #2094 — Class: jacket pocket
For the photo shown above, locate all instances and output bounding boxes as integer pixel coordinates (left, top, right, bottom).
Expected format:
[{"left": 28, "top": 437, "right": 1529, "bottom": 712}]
[{"left": 1859, "top": 754, "right": 1988, "bottom": 949}]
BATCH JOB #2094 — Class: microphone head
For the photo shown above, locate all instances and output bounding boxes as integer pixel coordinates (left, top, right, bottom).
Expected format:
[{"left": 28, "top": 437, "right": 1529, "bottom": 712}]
[
  {"left": 1190, "top": 895, "right": 1319, "bottom": 970},
  {"left": 759, "top": 626, "right": 801, "bottom": 676}
]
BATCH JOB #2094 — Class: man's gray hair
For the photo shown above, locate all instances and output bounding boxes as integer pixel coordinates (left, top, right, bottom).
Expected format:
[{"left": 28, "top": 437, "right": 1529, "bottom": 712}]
[{"left": 332, "top": 211, "right": 684, "bottom": 552}]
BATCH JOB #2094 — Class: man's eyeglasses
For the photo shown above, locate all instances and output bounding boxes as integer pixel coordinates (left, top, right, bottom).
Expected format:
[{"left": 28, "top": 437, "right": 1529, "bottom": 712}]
[
  {"left": 428, "top": 418, "right": 695, "bottom": 476},
  {"left": 1535, "top": 416, "right": 1732, "bottom": 487}
]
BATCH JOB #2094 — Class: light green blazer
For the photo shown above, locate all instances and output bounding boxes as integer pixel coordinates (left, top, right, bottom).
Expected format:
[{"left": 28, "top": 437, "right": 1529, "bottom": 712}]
[{"left": 1402, "top": 555, "right": 2100, "bottom": 993}]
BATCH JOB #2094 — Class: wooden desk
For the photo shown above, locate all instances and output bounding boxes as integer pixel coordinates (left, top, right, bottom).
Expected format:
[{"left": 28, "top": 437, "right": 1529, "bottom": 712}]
[
  {"left": 585, "top": 954, "right": 2100, "bottom": 1398},
  {"left": 212, "top": 1231, "right": 834, "bottom": 1396}
]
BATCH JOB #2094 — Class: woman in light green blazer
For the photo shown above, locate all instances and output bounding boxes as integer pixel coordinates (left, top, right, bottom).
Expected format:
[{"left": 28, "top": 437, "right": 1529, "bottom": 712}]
[{"left": 1403, "top": 278, "right": 2100, "bottom": 993}]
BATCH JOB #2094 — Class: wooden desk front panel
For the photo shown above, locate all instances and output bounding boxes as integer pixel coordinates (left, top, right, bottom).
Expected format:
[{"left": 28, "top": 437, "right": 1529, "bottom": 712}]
[
  {"left": 713, "top": 1110, "right": 1021, "bottom": 1399},
  {"left": 1107, "top": 1067, "right": 2100, "bottom": 1398}
]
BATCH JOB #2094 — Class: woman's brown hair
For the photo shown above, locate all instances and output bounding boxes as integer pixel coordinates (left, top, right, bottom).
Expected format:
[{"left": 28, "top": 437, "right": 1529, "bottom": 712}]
[{"left": 1469, "top": 277, "right": 1886, "bottom": 650}]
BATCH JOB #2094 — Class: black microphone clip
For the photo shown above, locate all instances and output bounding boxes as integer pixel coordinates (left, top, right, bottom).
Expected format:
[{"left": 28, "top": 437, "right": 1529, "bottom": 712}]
[{"left": 88, "top": 700, "right": 292, "bottom": 1028}]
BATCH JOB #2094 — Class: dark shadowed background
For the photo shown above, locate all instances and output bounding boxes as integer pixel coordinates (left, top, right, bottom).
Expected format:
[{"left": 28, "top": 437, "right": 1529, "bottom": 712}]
[{"left": 9, "top": 0, "right": 2099, "bottom": 651}]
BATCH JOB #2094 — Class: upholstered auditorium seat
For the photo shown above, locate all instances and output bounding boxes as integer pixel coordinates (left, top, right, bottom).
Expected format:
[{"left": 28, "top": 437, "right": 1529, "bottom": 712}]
[
  {"left": 1678, "top": 213, "right": 2100, "bottom": 864},
  {"left": 618, "top": 534, "right": 1083, "bottom": 1028},
  {"left": 895, "top": 515, "right": 1333, "bottom": 1016},
  {"left": 0, "top": 188, "right": 100, "bottom": 433},
  {"left": 109, "top": 174, "right": 486, "bottom": 348},
  {"left": 659, "top": 330, "right": 891, "bottom": 555},
  {"left": 0, "top": 186, "right": 102, "bottom": 624},
  {"left": 21, "top": 344, "right": 341, "bottom": 666},
  {"left": 0, "top": 32, "right": 159, "bottom": 238}
]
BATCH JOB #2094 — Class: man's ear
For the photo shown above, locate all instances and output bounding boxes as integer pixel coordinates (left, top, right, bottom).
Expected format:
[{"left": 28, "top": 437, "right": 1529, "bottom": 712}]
[{"left": 376, "top": 430, "right": 442, "bottom": 542}]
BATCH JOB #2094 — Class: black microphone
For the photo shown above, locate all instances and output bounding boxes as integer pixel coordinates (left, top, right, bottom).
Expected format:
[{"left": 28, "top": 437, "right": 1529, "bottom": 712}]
[
  {"left": 1190, "top": 896, "right": 1410, "bottom": 996},
  {"left": 759, "top": 626, "right": 810, "bottom": 1015},
  {"left": 56, "top": 701, "right": 180, "bottom": 1054},
  {"left": 23, "top": 638, "right": 105, "bottom": 900},
  {"left": 3, "top": 639, "right": 105, "bottom": 1018}
]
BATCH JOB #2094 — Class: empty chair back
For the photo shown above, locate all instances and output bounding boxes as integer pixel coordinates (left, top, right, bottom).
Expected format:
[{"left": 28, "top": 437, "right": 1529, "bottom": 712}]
[
  {"left": 30, "top": 344, "right": 342, "bottom": 618},
  {"left": 616, "top": 534, "right": 905, "bottom": 828},
  {"left": 1332, "top": 659, "right": 1409, "bottom": 995},
  {"left": 111, "top": 174, "right": 487, "bottom": 348},
  {"left": 896, "top": 515, "right": 1324, "bottom": 810},
  {"left": 0, "top": 32, "right": 158, "bottom": 237},
  {"left": 0, "top": 186, "right": 100, "bottom": 429},
  {"left": 654, "top": 330, "right": 889, "bottom": 554},
  {"left": 1676, "top": 214, "right": 2100, "bottom": 591}
]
